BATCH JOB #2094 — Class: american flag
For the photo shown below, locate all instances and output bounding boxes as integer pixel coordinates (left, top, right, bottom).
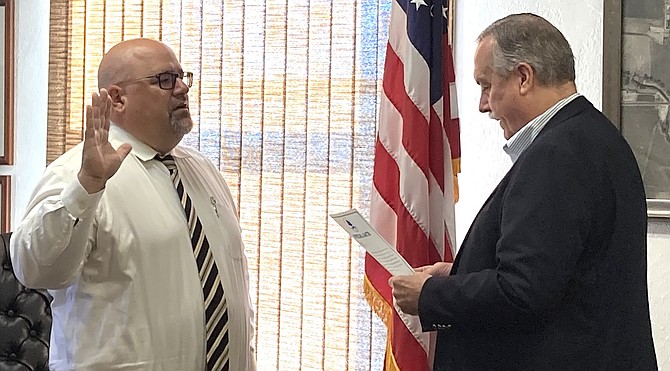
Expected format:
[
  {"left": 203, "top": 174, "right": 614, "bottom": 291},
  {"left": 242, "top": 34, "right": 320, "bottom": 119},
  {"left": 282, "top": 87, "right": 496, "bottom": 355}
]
[{"left": 365, "top": 0, "right": 460, "bottom": 370}]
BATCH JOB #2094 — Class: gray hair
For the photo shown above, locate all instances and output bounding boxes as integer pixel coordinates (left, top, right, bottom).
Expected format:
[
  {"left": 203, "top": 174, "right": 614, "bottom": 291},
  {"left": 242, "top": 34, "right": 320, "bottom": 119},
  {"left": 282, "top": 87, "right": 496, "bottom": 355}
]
[{"left": 477, "top": 13, "right": 575, "bottom": 86}]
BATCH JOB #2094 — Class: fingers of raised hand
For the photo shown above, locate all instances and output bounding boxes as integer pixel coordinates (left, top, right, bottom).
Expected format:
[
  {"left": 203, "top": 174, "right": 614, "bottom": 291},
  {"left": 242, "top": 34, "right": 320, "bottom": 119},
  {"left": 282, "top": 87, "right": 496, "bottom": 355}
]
[
  {"left": 90, "top": 90, "right": 109, "bottom": 115},
  {"left": 97, "top": 89, "right": 112, "bottom": 136},
  {"left": 97, "top": 89, "right": 109, "bottom": 112},
  {"left": 104, "top": 92, "right": 113, "bottom": 118},
  {"left": 90, "top": 91, "right": 100, "bottom": 108},
  {"left": 86, "top": 89, "right": 113, "bottom": 138},
  {"left": 84, "top": 105, "right": 95, "bottom": 138}
]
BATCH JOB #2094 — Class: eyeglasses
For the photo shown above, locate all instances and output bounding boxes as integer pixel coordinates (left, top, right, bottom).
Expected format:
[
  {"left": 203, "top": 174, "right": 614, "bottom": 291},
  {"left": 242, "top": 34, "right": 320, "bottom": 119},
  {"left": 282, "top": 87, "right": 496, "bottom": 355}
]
[{"left": 115, "top": 71, "right": 194, "bottom": 90}]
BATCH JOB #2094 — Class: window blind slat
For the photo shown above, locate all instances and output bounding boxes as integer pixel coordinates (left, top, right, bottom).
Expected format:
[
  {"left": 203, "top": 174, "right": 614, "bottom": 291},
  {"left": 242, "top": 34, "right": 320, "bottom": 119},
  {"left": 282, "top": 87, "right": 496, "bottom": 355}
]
[{"left": 46, "top": 1, "right": 387, "bottom": 369}]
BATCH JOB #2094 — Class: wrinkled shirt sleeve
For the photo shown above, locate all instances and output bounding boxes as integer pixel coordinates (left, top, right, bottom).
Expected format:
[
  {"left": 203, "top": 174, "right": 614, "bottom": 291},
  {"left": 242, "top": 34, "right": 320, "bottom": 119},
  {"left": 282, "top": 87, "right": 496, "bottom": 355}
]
[{"left": 10, "top": 167, "right": 103, "bottom": 289}]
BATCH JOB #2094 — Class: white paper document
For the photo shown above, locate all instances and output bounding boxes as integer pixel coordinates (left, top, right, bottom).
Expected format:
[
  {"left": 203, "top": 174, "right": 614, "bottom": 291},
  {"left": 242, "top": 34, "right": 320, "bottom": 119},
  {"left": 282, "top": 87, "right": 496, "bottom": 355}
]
[{"left": 330, "top": 209, "right": 414, "bottom": 276}]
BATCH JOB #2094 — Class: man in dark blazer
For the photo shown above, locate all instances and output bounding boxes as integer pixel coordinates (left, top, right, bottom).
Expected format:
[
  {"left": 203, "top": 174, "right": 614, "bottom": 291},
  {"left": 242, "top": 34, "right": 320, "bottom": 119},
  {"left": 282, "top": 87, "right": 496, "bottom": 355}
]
[{"left": 390, "top": 13, "right": 658, "bottom": 370}]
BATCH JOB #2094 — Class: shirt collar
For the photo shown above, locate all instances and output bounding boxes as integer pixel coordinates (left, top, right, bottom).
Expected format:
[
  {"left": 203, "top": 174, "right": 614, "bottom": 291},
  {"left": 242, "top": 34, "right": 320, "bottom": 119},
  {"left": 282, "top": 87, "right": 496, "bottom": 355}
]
[
  {"left": 108, "top": 123, "right": 191, "bottom": 161},
  {"left": 503, "top": 92, "right": 581, "bottom": 162}
]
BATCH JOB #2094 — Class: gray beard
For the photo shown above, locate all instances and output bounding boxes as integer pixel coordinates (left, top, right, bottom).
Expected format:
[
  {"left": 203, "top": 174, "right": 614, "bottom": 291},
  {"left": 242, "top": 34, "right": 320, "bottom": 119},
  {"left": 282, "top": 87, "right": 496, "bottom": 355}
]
[{"left": 170, "top": 110, "right": 194, "bottom": 137}]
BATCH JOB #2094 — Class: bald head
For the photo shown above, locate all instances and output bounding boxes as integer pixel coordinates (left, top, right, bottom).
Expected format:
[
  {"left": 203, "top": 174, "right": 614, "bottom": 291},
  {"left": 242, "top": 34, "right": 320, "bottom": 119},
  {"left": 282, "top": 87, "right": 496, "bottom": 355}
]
[
  {"left": 98, "top": 38, "right": 177, "bottom": 90},
  {"left": 95, "top": 38, "right": 191, "bottom": 153}
]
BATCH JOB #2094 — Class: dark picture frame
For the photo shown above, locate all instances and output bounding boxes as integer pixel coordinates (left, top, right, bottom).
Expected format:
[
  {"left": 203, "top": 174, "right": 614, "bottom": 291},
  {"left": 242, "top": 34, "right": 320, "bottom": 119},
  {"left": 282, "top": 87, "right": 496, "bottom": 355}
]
[
  {"left": 0, "top": 175, "right": 9, "bottom": 233},
  {"left": 603, "top": 0, "right": 670, "bottom": 218},
  {"left": 0, "top": 0, "right": 14, "bottom": 165}
]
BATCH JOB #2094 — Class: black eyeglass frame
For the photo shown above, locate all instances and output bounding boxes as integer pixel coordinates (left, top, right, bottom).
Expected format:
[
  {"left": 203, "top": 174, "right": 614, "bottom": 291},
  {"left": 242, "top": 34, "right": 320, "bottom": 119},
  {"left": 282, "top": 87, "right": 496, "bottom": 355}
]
[{"left": 115, "top": 71, "right": 194, "bottom": 90}]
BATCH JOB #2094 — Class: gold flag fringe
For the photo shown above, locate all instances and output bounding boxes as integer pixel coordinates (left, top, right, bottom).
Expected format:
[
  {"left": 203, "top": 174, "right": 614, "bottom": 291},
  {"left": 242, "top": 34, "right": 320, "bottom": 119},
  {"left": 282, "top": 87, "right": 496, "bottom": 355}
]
[
  {"left": 364, "top": 273, "right": 402, "bottom": 371},
  {"left": 452, "top": 158, "right": 461, "bottom": 202},
  {"left": 385, "top": 331, "right": 402, "bottom": 371},
  {"left": 364, "top": 273, "right": 392, "bottom": 328}
]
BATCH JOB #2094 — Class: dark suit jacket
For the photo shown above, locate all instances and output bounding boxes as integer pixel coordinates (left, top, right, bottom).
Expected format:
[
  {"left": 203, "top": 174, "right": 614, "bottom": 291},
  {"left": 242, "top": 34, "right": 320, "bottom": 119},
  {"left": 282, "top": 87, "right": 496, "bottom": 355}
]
[{"left": 419, "top": 97, "right": 657, "bottom": 370}]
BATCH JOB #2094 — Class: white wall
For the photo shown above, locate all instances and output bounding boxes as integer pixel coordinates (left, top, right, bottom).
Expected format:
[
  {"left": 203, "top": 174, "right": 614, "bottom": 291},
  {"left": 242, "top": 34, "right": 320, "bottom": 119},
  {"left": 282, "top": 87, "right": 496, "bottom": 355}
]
[
  {"left": 649, "top": 222, "right": 670, "bottom": 368},
  {"left": 0, "top": 0, "right": 49, "bottom": 227},
  {"left": 454, "top": 1, "right": 670, "bottom": 368}
]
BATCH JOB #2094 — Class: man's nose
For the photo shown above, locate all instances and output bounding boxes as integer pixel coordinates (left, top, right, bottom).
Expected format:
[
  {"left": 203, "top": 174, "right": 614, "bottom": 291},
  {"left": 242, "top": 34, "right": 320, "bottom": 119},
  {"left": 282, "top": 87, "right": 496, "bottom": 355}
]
[
  {"left": 174, "top": 78, "right": 190, "bottom": 95},
  {"left": 479, "top": 94, "right": 490, "bottom": 113}
]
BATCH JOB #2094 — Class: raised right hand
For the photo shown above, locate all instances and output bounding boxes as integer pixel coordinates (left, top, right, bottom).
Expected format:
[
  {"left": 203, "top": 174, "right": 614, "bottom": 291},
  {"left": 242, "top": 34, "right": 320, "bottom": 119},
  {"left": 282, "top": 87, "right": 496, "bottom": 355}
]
[{"left": 78, "top": 89, "right": 132, "bottom": 194}]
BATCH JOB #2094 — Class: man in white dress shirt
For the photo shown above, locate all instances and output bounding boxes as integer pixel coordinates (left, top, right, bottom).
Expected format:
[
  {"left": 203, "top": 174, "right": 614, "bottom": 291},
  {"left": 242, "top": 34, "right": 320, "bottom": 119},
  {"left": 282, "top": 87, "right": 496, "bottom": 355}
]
[{"left": 10, "top": 39, "right": 257, "bottom": 370}]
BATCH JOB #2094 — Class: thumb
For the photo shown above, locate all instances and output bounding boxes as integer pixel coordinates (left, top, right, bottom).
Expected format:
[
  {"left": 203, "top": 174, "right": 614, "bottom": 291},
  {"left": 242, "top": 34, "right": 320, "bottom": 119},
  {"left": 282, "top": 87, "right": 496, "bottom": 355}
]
[
  {"left": 116, "top": 143, "right": 133, "bottom": 161},
  {"left": 414, "top": 265, "right": 430, "bottom": 273}
]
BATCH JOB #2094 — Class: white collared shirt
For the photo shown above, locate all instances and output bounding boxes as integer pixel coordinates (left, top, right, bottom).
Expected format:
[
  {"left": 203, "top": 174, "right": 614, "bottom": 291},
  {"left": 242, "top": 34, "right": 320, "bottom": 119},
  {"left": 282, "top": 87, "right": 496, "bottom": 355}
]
[
  {"left": 11, "top": 125, "right": 256, "bottom": 370},
  {"left": 503, "top": 93, "right": 581, "bottom": 162}
]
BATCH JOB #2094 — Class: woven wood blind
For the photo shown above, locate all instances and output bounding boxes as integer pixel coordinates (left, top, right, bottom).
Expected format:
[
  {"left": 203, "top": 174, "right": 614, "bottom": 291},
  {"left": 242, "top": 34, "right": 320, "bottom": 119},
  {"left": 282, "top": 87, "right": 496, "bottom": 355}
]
[{"left": 47, "top": 1, "right": 391, "bottom": 370}]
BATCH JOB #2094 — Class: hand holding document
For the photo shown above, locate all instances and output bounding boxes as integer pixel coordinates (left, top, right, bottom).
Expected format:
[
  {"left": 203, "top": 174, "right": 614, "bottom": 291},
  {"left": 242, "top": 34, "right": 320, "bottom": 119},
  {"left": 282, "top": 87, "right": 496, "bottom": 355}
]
[{"left": 330, "top": 209, "right": 414, "bottom": 276}]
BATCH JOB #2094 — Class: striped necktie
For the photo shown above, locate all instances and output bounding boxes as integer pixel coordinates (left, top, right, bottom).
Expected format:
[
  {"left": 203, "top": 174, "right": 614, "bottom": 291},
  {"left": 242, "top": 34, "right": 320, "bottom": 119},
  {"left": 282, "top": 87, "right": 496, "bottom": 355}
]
[{"left": 157, "top": 155, "right": 230, "bottom": 371}]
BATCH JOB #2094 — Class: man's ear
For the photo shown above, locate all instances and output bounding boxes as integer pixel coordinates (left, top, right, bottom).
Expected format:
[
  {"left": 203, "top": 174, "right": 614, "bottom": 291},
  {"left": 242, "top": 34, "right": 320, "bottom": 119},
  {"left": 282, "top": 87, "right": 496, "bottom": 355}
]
[
  {"left": 516, "top": 62, "right": 534, "bottom": 95},
  {"left": 108, "top": 85, "right": 126, "bottom": 112}
]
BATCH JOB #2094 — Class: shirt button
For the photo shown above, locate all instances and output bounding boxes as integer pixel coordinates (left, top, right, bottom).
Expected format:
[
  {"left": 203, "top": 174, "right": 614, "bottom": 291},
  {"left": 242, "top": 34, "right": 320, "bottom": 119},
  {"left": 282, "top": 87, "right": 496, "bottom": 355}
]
[
  {"left": 30, "top": 330, "right": 37, "bottom": 337},
  {"left": 7, "top": 310, "right": 14, "bottom": 317}
]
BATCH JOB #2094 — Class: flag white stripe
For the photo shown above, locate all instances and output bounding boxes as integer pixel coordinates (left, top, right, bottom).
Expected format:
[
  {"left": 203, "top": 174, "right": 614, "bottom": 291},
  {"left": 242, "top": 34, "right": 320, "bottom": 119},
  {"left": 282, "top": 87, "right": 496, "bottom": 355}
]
[
  {"left": 378, "top": 94, "right": 431, "bottom": 236},
  {"left": 388, "top": 0, "right": 431, "bottom": 122}
]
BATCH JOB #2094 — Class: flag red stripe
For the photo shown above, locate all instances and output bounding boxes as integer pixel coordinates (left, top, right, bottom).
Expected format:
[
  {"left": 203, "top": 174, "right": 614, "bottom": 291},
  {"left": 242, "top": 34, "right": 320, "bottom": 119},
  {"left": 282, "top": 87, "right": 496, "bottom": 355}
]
[
  {"left": 382, "top": 44, "right": 431, "bottom": 181},
  {"left": 392, "top": 314, "right": 430, "bottom": 370},
  {"left": 365, "top": 255, "right": 392, "bottom": 304},
  {"left": 373, "top": 138, "right": 441, "bottom": 267},
  {"left": 429, "top": 106, "right": 445, "bottom": 192}
]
